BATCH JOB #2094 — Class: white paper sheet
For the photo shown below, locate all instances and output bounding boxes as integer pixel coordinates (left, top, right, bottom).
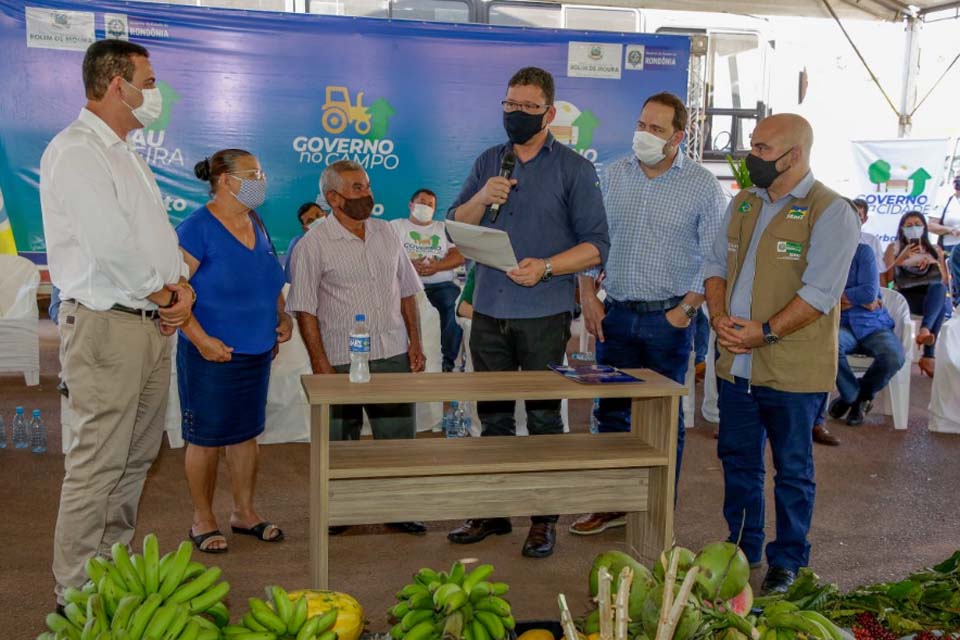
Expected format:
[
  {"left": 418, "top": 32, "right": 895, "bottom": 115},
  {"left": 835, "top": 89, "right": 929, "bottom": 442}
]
[{"left": 445, "top": 220, "right": 519, "bottom": 272}]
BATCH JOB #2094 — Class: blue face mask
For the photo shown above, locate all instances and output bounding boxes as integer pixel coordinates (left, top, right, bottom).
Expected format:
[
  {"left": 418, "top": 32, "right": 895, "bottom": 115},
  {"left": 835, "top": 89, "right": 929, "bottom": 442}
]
[{"left": 228, "top": 175, "right": 267, "bottom": 210}]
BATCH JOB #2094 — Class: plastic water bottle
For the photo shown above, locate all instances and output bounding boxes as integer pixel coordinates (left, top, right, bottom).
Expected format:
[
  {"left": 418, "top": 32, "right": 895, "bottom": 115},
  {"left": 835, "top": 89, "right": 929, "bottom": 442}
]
[
  {"left": 0, "top": 413, "right": 6, "bottom": 449},
  {"left": 348, "top": 314, "right": 371, "bottom": 383},
  {"left": 444, "top": 401, "right": 461, "bottom": 438},
  {"left": 29, "top": 409, "right": 46, "bottom": 454},
  {"left": 454, "top": 402, "right": 470, "bottom": 438},
  {"left": 589, "top": 398, "right": 600, "bottom": 434},
  {"left": 12, "top": 406, "right": 28, "bottom": 449}
]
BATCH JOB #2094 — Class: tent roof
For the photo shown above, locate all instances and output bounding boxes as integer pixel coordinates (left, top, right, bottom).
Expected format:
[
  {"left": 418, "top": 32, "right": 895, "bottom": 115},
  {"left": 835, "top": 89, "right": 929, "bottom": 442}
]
[{"left": 547, "top": 0, "right": 960, "bottom": 22}]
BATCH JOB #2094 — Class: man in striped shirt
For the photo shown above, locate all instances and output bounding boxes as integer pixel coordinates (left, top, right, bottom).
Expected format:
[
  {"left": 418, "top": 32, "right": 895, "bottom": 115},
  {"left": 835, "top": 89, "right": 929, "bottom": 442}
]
[
  {"left": 571, "top": 92, "right": 726, "bottom": 536},
  {"left": 287, "top": 160, "right": 427, "bottom": 536}
]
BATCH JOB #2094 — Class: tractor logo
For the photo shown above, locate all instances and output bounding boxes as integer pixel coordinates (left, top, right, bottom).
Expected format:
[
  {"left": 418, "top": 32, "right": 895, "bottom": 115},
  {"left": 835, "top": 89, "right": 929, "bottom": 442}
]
[{"left": 322, "top": 86, "right": 372, "bottom": 136}]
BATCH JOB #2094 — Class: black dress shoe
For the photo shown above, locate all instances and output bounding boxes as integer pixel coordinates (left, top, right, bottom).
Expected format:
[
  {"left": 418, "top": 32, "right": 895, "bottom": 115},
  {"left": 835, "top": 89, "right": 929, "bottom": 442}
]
[
  {"left": 521, "top": 522, "right": 556, "bottom": 558},
  {"left": 447, "top": 518, "right": 512, "bottom": 544},
  {"left": 761, "top": 566, "right": 797, "bottom": 595},
  {"left": 328, "top": 526, "right": 349, "bottom": 536},
  {"left": 846, "top": 398, "right": 873, "bottom": 426},
  {"left": 828, "top": 397, "right": 851, "bottom": 420},
  {"left": 387, "top": 521, "right": 427, "bottom": 536}
]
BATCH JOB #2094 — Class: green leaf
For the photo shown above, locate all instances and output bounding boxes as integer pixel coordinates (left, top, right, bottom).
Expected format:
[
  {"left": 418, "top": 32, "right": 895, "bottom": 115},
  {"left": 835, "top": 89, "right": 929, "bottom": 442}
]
[
  {"left": 932, "top": 551, "right": 960, "bottom": 574},
  {"left": 886, "top": 579, "right": 921, "bottom": 599}
]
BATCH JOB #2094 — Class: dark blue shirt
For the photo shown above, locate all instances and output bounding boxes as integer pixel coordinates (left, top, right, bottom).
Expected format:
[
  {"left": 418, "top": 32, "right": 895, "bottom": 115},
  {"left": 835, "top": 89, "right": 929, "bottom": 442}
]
[
  {"left": 447, "top": 134, "right": 609, "bottom": 319},
  {"left": 177, "top": 207, "right": 285, "bottom": 355},
  {"left": 841, "top": 243, "right": 895, "bottom": 341},
  {"left": 283, "top": 233, "right": 303, "bottom": 283}
]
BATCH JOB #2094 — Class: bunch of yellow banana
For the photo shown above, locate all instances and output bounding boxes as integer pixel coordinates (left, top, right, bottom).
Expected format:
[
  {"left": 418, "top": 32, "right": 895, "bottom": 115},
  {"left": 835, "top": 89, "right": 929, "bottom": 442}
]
[
  {"left": 222, "top": 586, "right": 339, "bottom": 640},
  {"left": 388, "top": 562, "right": 515, "bottom": 640},
  {"left": 37, "top": 533, "right": 231, "bottom": 640}
]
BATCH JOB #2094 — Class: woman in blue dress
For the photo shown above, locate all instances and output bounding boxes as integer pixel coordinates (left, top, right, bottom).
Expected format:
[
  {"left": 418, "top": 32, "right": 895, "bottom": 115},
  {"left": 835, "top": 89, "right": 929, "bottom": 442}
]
[{"left": 176, "top": 148, "right": 291, "bottom": 552}]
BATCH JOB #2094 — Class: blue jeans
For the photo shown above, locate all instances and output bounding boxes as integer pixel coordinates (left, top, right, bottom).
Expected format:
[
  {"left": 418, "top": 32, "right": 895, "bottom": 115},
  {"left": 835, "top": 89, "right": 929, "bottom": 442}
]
[
  {"left": 718, "top": 377, "right": 825, "bottom": 572},
  {"left": 836, "top": 327, "right": 905, "bottom": 404},
  {"left": 596, "top": 300, "right": 693, "bottom": 488},
  {"left": 694, "top": 307, "right": 709, "bottom": 365},
  {"left": 948, "top": 245, "right": 960, "bottom": 303},
  {"left": 900, "top": 282, "right": 947, "bottom": 358},
  {"left": 424, "top": 281, "right": 464, "bottom": 372}
]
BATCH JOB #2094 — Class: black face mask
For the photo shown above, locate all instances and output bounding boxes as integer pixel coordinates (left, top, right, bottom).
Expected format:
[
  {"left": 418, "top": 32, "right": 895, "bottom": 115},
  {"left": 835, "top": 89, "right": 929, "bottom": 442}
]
[
  {"left": 953, "top": 178, "right": 960, "bottom": 191},
  {"left": 337, "top": 193, "right": 374, "bottom": 221},
  {"left": 745, "top": 147, "right": 794, "bottom": 189},
  {"left": 503, "top": 110, "right": 545, "bottom": 145}
]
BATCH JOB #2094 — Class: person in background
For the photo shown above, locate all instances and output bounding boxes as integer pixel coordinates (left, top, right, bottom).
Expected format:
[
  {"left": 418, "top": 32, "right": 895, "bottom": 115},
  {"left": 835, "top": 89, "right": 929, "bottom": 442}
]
[
  {"left": 40, "top": 40, "right": 194, "bottom": 608},
  {"left": 851, "top": 198, "right": 885, "bottom": 273},
  {"left": 392, "top": 188, "right": 465, "bottom": 371},
  {"left": 283, "top": 201, "right": 325, "bottom": 282},
  {"left": 882, "top": 211, "right": 948, "bottom": 378},
  {"left": 572, "top": 92, "right": 725, "bottom": 536},
  {"left": 48, "top": 285, "right": 62, "bottom": 325},
  {"left": 445, "top": 66, "right": 609, "bottom": 558},
  {"left": 288, "top": 159, "right": 427, "bottom": 537},
  {"left": 457, "top": 265, "right": 476, "bottom": 319},
  {"left": 704, "top": 113, "right": 859, "bottom": 594},
  {"left": 176, "top": 149, "right": 291, "bottom": 552},
  {"left": 818, "top": 242, "right": 905, "bottom": 432},
  {"left": 926, "top": 173, "right": 960, "bottom": 299}
]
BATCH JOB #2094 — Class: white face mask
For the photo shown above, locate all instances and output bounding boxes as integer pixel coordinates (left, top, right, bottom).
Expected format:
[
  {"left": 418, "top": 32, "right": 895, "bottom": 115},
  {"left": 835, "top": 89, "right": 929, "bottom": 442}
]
[
  {"left": 903, "top": 225, "right": 924, "bottom": 241},
  {"left": 411, "top": 203, "right": 435, "bottom": 223},
  {"left": 632, "top": 130, "right": 668, "bottom": 166},
  {"left": 122, "top": 79, "right": 163, "bottom": 128},
  {"left": 307, "top": 216, "right": 325, "bottom": 231}
]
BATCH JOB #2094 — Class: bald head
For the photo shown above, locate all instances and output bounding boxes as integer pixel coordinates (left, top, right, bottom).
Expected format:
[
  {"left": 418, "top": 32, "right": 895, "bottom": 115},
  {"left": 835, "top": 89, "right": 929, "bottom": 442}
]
[
  {"left": 753, "top": 113, "right": 813, "bottom": 159},
  {"left": 747, "top": 113, "right": 813, "bottom": 196}
]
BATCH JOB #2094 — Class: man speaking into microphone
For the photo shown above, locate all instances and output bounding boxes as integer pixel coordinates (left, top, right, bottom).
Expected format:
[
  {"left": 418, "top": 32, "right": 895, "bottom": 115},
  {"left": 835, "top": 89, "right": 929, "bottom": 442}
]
[{"left": 445, "top": 67, "right": 609, "bottom": 558}]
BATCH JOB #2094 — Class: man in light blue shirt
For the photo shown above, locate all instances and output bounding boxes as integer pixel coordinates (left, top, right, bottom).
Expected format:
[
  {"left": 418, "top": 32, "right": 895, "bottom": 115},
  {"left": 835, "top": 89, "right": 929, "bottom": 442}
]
[
  {"left": 703, "top": 114, "right": 859, "bottom": 595},
  {"left": 283, "top": 201, "right": 325, "bottom": 283},
  {"left": 571, "top": 92, "right": 726, "bottom": 537}
]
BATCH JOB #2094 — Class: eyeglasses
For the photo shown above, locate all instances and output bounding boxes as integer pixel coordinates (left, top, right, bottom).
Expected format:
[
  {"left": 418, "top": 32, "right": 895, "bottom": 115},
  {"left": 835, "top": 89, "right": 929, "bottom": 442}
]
[
  {"left": 501, "top": 100, "right": 551, "bottom": 115},
  {"left": 229, "top": 169, "right": 267, "bottom": 180}
]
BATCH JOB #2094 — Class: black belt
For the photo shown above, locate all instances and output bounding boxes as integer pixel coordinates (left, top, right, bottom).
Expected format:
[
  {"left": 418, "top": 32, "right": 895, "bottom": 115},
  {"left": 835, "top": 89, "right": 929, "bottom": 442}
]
[
  {"left": 63, "top": 299, "right": 161, "bottom": 320},
  {"left": 607, "top": 296, "right": 684, "bottom": 313}
]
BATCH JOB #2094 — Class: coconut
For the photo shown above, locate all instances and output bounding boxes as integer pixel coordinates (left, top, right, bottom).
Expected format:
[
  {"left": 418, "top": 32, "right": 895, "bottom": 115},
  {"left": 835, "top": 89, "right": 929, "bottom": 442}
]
[
  {"left": 692, "top": 542, "right": 750, "bottom": 601},
  {"left": 717, "top": 629, "right": 750, "bottom": 640},
  {"left": 639, "top": 585, "right": 702, "bottom": 640},
  {"left": 726, "top": 584, "right": 754, "bottom": 616},
  {"left": 652, "top": 547, "right": 696, "bottom": 582},
  {"left": 588, "top": 550, "right": 656, "bottom": 619}
]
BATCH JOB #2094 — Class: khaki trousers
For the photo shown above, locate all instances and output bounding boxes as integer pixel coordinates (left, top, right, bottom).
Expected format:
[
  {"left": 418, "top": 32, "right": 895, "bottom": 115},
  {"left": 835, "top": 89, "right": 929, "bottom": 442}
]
[{"left": 53, "top": 301, "right": 171, "bottom": 601}]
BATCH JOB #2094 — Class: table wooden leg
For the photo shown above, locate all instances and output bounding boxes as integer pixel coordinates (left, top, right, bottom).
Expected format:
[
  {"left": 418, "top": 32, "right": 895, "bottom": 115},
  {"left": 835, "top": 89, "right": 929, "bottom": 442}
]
[
  {"left": 627, "top": 395, "right": 679, "bottom": 562},
  {"left": 310, "top": 403, "right": 331, "bottom": 588}
]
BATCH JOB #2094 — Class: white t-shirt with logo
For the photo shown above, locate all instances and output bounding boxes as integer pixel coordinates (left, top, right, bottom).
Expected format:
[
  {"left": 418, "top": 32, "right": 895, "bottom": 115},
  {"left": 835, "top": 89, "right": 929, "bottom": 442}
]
[{"left": 391, "top": 219, "right": 456, "bottom": 285}]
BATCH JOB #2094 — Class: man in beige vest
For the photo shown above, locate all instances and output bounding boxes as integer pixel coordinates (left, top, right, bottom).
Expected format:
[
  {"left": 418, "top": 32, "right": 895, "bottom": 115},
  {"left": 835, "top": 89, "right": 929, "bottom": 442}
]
[{"left": 703, "top": 114, "right": 859, "bottom": 595}]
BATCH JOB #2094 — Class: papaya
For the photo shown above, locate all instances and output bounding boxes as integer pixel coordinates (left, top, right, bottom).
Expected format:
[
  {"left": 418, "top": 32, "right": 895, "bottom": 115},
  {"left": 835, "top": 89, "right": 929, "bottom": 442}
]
[{"left": 287, "top": 590, "right": 364, "bottom": 640}]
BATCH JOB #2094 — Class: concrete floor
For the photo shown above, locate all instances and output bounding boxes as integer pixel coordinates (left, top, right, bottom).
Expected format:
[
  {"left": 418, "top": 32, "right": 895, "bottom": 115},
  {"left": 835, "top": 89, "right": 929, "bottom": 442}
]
[{"left": 2, "top": 319, "right": 959, "bottom": 637}]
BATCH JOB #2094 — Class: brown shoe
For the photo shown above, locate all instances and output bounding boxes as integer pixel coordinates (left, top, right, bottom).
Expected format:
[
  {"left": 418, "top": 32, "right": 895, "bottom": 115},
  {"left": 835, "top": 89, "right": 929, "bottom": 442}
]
[
  {"left": 812, "top": 425, "right": 840, "bottom": 446},
  {"left": 447, "top": 518, "right": 512, "bottom": 544},
  {"left": 522, "top": 522, "right": 556, "bottom": 558},
  {"left": 569, "top": 512, "right": 627, "bottom": 536}
]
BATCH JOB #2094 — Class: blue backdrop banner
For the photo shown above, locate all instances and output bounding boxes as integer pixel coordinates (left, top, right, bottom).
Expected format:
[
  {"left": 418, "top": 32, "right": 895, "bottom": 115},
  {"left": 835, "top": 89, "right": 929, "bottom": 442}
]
[{"left": 0, "top": 0, "right": 690, "bottom": 262}]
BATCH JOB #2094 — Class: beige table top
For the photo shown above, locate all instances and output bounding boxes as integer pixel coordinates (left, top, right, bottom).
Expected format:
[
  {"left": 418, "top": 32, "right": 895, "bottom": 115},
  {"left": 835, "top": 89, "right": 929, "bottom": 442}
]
[{"left": 301, "top": 369, "right": 685, "bottom": 405}]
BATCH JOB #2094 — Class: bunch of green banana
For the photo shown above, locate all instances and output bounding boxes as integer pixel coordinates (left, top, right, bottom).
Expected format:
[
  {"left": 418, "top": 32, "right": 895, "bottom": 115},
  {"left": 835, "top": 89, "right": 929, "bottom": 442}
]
[
  {"left": 387, "top": 562, "right": 514, "bottom": 640},
  {"left": 225, "top": 586, "right": 338, "bottom": 640},
  {"left": 38, "top": 533, "right": 231, "bottom": 640},
  {"left": 755, "top": 602, "right": 846, "bottom": 640}
]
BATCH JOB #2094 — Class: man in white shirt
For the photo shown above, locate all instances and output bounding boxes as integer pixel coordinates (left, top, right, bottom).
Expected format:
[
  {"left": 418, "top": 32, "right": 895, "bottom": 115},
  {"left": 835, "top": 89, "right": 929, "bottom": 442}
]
[
  {"left": 391, "top": 189, "right": 465, "bottom": 371},
  {"left": 927, "top": 174, "right": 960, "bottom": 299},
  {"left": 851, "top": 198, "right": 885, "bottom": 273},
  {"left": 40, "top": 40, "right": 194, "bottom": 608}
]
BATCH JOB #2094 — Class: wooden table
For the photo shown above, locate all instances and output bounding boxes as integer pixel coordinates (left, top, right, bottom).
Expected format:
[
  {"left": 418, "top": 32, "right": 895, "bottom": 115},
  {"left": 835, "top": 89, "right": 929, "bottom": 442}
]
[{"left": 301, "top": 369, "right": 684, "bottom": 588}]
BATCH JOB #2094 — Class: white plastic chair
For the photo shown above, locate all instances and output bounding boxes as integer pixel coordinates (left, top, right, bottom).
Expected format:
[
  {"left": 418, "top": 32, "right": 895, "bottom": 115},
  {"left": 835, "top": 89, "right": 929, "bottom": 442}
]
[
  {"left": 844, "top": 288, "right": 913, "bottom": 430},
  {"left": 929, "top": 317, "right": 960, "bottom": 433},
  {"left": 0, "top": 254, "right": 40, "bottom": 385}
]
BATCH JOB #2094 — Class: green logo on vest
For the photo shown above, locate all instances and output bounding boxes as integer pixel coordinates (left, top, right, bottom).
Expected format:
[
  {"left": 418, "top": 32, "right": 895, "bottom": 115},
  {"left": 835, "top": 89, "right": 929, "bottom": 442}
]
[
  {"left": 786, "top": 206, "right": 808, "bottom": 220},
  {"left": 777, "top": 240, "right": 804, "bottom": 259},
  {"left": 738, "top": 201, "right": 752, "bottom": 213}
]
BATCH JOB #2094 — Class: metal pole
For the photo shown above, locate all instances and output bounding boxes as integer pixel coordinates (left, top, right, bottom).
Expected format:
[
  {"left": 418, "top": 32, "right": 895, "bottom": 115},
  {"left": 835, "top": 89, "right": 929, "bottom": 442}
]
[{"left": 898, "top": 15, "right": 921, "bottom": 138}]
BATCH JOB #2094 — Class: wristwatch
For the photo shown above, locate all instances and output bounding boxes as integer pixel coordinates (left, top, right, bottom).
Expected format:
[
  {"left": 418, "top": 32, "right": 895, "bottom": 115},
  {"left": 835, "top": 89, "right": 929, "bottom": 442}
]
[
  {"left": 541, "top": 258, "right": 553, "bottom": 281},
  {"left": 762, "top": 321, "right": 781, "bottom": 345},
  {"left": 679, "top": 302, "right": 698, "bottom": 319}
]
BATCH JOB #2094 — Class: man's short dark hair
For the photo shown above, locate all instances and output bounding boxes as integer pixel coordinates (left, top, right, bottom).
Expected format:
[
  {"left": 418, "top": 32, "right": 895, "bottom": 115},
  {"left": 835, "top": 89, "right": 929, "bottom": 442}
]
[
  {"left": 508, "top": 67, "right": 555, "bottom": 105},
  {"left": 852, "top": 198, "right": 868, "bottom": 212},
  {"left": 82, "top": 40, "right": 150, "bottom": 101},
  {"left": 642, "top": 92, "right": 689, "bottom": 133},
  {"left": 409, "top": 188, "right": 437, "bottom": 203},
  {"left": 297, "top": 202, "right": 320, "bottom": 224}
]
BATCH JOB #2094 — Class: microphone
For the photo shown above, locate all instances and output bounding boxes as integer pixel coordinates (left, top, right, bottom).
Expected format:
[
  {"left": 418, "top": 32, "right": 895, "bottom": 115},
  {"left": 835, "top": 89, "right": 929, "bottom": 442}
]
[{"left": 489, "top": 150, "right": 517, "bottom": 223}]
